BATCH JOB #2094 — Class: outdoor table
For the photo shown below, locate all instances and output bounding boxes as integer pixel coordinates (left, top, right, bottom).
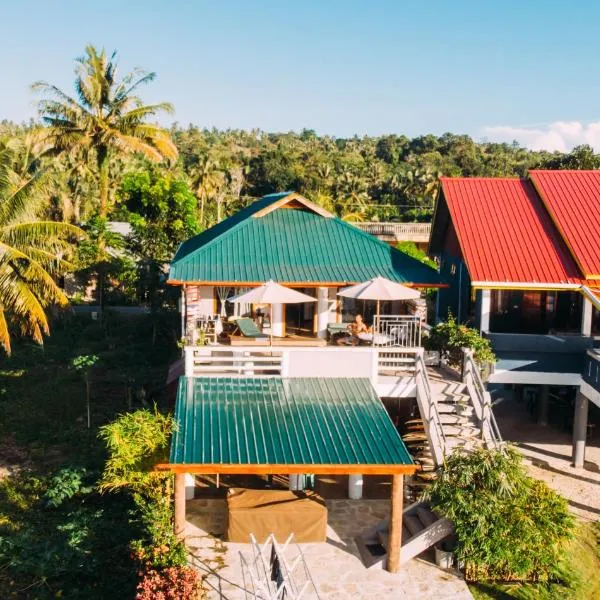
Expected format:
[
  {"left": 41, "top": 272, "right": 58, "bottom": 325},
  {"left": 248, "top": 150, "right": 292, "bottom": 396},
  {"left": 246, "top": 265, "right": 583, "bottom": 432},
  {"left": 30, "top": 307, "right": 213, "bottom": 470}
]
[{"left": 357, "top": 332, "right": 390, "bottom": 345}]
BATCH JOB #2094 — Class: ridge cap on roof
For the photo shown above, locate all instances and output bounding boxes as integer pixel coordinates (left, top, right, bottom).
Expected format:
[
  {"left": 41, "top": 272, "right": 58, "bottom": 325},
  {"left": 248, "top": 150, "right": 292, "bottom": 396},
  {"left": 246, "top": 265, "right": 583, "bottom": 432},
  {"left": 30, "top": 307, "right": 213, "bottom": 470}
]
[
  {"left": 440, "top": 175, "right": 523, "bottom": 182},
  {"left": 171, "top": 192, "right": 296, "bottom": 264}
]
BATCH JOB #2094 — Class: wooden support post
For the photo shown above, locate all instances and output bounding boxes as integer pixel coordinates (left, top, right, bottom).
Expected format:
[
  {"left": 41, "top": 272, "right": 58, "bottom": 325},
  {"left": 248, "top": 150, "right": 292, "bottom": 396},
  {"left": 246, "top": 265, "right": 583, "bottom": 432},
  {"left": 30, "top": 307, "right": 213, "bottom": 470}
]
[
  {"left": 174, "top": 472, "right": 186, "bottom": 540},
  {"left": 387, "top": 473, "right": 404, "bottom": 573}
]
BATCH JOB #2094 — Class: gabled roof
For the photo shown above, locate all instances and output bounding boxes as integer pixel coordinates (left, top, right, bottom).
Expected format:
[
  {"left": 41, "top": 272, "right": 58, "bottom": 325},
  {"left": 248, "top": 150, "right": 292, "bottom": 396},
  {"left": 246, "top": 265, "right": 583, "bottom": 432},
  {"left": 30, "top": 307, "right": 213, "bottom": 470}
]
[
  {"left": 436, "top": 177, "right": 583, "bottom": 286},
  {"left": 167, "top": 377, "right": 415, "bottom": 473},
  {"left": 170, "top": 192, "right": 442, "bottom": 286},
  {"left": 529, "top": 170, "right": 600, "bottom": 279}
]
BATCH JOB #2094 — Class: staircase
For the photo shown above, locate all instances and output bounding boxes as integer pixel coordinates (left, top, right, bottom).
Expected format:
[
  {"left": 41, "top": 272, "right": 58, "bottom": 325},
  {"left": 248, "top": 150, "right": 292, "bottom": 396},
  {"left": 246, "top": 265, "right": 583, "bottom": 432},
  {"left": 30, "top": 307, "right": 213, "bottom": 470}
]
[
  {"left": 410, "top": 349, "right": 503, "bottom": 470},
  {"left": 355, "top": 501, "right": 454, "bottom": 569}
]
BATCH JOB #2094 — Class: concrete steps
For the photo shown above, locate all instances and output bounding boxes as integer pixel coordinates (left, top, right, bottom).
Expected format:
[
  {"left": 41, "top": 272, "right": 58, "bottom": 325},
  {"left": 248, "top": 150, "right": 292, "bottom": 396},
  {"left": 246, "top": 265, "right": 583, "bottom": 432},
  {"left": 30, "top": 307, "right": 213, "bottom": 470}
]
[{"left": 355, "top": 501, "right": 454, "bottom": 569}]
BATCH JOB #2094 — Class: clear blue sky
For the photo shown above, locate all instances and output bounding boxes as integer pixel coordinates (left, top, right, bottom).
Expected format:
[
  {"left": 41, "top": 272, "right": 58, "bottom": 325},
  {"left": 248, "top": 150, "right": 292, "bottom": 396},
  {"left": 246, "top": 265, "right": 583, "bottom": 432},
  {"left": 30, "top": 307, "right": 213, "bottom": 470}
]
[{"left": 1, "top": 1, "right": 599, "bottom": 147}]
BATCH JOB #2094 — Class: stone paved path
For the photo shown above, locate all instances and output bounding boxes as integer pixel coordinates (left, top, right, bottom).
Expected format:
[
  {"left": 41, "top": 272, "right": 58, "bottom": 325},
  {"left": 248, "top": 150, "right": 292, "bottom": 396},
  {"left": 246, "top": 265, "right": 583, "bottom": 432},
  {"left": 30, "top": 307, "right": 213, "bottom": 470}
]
[
  {"left": 186, "top": 498, "right": 472, "bottom": 599},
  {"left": 494, "top": 392, "right": 600, "bottom": 522}
]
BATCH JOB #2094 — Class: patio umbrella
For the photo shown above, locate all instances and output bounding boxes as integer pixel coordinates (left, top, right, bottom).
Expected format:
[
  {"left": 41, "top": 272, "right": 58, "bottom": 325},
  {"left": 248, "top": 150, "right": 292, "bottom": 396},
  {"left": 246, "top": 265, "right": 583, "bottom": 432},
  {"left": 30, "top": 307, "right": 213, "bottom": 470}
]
[
  {"left": 337, "top": 276, "right": 420, "bottom": 326},
  {"left": 228, "top": 280, "right": 317, "bottom": 343}
]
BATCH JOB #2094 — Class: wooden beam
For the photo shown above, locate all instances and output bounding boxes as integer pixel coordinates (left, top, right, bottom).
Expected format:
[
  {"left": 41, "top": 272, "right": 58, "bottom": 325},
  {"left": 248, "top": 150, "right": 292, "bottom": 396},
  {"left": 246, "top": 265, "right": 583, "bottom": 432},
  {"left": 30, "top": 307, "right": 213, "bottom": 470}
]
[
  {"left": 387, "top": 473, "right": 404, "bottom": 573},
  {"left": 251, "top": 192, "right": 334, "bottom": 219},
  {"left": 156, "top": 463, "right": 419, "bottom": 476},
  {"left": 174, "top": 472, "right": 186, "bottom": 540}
]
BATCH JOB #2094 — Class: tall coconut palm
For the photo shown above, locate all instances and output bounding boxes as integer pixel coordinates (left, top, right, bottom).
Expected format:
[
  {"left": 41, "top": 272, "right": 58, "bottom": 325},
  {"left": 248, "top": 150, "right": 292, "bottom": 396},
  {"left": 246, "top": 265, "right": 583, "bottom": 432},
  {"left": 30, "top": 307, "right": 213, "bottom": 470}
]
[
  {"left": 33, "top": 45, "right": 177, "bottom": 216},
  {"left": 189, "top": 154, "right": 223, "bottom": 227},
  {"left": 0, "top": 141, "right": 83, "bottom": 354}
]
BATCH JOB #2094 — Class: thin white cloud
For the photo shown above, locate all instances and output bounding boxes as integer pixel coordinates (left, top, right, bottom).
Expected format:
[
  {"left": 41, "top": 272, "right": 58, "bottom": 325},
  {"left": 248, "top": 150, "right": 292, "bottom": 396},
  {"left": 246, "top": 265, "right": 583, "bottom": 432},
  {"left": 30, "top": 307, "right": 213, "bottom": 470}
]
[{"left": 481, "top": 121, "right": 600, "bottom": 152}]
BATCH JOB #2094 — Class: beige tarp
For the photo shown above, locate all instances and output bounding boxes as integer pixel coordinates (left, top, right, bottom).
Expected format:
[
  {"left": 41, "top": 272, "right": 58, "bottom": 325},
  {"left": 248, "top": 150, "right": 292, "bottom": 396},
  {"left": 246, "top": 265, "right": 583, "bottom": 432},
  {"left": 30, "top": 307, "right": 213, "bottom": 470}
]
[{"left": 226, "top": 488, "right": 328, "bottom": 543}]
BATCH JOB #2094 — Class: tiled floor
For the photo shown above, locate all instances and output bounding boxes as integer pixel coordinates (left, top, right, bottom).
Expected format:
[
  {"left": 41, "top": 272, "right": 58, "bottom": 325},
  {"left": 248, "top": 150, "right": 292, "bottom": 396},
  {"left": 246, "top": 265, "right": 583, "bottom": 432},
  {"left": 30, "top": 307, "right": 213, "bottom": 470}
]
[{"left": 185, "top": 498, "right": 472, "bottom": 600}]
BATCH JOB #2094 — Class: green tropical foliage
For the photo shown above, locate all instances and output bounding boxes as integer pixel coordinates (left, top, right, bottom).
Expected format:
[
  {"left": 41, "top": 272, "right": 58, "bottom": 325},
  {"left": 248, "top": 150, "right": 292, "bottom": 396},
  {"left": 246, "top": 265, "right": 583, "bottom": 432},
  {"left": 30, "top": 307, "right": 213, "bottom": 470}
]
[
  {"left": 426, "top": 313, "right": 496, "bottom": 364},
  {"left": 428, "top": 446, "right": 575, "bottom": 583},
  {"left": 33, "top": 45, "right": 178, "bottom": 216},
  {"left": 0, "top": 138, "right": 82, "bottom": 354}
]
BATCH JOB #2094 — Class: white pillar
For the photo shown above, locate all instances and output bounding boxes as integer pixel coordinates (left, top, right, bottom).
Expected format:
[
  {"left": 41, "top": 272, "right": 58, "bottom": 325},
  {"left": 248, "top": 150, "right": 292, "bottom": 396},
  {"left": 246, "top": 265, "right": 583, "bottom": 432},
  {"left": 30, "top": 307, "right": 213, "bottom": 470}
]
[
  {"left": 289, "top": 474, "right": 304, "bottom": 491},
  {"left": 184, "top": 473, "right": 196, "bottom": 500},
  {"left": 582, "top": 298, "right": 593, "bottom": 336},
  {"left": 272, "top": 303, "right": 284, "bottom": 337},
  {"left": 480, "top": 289, "right": 491, "bottom": 333},
  {"left": 348, "top": 474, "right": 363, "bottom": 499},
  {"left": 317, "top": 287, "right": 329, "bottom": 339},
  {"left": 572, "top": 392, "right": 589, "bottom": 468}
]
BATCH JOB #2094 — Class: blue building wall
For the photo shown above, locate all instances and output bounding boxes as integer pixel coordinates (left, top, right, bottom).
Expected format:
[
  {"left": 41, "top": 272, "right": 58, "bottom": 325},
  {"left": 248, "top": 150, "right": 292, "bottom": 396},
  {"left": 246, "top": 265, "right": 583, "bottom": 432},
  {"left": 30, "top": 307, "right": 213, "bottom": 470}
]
[{"left": 436, "top": 252, "right": 471, "bottom": 324}]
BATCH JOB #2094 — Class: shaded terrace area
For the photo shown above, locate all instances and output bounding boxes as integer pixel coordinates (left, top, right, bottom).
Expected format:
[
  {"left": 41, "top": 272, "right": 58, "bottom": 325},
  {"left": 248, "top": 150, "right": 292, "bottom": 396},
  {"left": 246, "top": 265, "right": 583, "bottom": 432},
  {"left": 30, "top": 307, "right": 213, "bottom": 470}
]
[{"left": 158, "top": 376, "right": 419, "bottom": 574}]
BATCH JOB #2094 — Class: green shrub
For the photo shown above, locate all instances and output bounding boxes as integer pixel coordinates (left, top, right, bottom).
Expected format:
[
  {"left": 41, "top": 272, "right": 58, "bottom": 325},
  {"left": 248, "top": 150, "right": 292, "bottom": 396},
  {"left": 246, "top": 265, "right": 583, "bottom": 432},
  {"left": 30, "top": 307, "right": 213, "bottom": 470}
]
[
  {"left": 99, "top": 409, "right": 189, "bottom": 582},
  {"left": 426, "top": 313, "right": 495, "bottom": 365},
  {"left": 428, "top": 446, "right": 575, "bottom": 582}
]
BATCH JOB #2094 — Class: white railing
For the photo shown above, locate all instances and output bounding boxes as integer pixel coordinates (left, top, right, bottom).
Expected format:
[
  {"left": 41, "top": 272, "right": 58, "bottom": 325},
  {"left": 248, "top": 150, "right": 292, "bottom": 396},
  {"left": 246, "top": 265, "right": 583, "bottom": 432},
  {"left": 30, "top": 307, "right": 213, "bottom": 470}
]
[
  {"left": 184, "top": 345, "right": 421, "bottom": 380},
  {"left": 414, "top": 350, "right": 447, "bottom": 466},
  {"left": 353, "top": 222, "right": 431, "bottom": 241},
  {"left": 185, "top": 346, "right": 284, "bottom": 377},
  {"left": 462, "top": 349, "right": 503, "bottom": 449},
  {"left": 373, "top": 315, "right": 422, "bottom": 347}
]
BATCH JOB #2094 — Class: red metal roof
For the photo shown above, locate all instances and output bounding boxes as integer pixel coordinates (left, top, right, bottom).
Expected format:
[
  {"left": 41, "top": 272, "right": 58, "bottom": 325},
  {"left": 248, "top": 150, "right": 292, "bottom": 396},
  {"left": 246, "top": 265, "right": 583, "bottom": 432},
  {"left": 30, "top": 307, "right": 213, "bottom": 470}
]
[
  {"left": 439, "top": 177, "right": 584, "bottom": 285},
  {"left": 529, "top": 170, "right": 600, "bottom": 279}
]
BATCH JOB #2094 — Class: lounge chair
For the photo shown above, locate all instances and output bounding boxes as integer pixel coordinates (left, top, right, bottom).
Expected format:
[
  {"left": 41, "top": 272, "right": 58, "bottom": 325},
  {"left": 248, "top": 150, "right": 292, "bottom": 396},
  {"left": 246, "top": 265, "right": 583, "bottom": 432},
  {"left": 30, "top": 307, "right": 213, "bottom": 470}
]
[{"left": 229, "top": 317, "right": 270, "bottom": 345}]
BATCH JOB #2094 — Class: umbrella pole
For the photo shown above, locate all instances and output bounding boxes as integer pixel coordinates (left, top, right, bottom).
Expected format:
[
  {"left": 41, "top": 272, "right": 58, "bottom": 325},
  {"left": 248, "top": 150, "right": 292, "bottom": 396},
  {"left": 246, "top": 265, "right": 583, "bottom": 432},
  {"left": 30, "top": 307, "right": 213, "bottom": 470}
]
[
  {"left": 269, "top": 303, "right": 273, "bottom": 346},
  {"left": 376, "top": 299, "right": 380, "bottom": 335}
]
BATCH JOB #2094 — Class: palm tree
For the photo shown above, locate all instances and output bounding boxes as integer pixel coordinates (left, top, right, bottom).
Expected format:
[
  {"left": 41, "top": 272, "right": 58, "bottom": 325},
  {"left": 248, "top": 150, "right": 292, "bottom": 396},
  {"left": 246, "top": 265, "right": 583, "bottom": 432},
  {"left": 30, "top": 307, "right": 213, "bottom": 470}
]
[
  {"left": 33, "top": 45, "right": 177, "bottom": 216},
  {"left": 0, "top": 141, "right": 82, "bottom": 354},
  {"left": 189, "top": 153, "right": 223, "bottom": 228}
]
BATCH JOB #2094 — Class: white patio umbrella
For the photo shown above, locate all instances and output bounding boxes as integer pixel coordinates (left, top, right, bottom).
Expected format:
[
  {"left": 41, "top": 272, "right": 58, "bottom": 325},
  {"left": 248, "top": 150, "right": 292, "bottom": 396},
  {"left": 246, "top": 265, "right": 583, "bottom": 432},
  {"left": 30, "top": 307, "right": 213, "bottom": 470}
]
[
  {"left": 337, "top": 276, "right": 420, "bottom": 326},
  {"left": 228, "top": 280, "right": 317, "bottom": 343}
]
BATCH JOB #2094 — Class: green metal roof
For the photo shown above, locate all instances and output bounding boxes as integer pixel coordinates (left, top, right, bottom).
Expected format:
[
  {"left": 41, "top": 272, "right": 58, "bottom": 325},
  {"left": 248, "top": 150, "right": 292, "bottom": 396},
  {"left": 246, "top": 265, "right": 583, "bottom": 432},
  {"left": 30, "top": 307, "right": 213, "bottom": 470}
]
[
  {"left": 169, "top": 377, "right": 414, "bottom": 468},
  {"left": 169, "top": 192, "right": 442, "bottom": 285}
]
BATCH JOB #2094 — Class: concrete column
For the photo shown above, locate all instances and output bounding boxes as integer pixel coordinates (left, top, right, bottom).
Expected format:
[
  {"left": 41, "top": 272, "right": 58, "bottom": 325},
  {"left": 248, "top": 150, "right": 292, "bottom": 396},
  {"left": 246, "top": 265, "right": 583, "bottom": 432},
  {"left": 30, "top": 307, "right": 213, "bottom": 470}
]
[
  {"left": 480, "top": 289, "right": 491, "bottom": 333},
  {"left": 387, "top": 474, "right": 404, "bottom": 573},
  {"left": 316, "top": 287, "right": 329, "bottom": 339},
  {"left": 288, "top": 474, "right": 304, "bottom": 491},
  {"left": 272, "top": 303, "right": 284, "bottom": 337},
  {"left": 185, "top": 473, "right": 196, "bottom": 500},
  {"left": 537, "top": 385, "right": 550, "bottom": 426},
  {"left": 174, "top": 472, "right": 186, "bottom": 539},
  {"left": 582, "top": 298, "right": 593, "bottom": 336},
  {"left": 348, "top": 474, "right": 363, "bottom": 499},
  {"left": 572, "top": 392, "right": 589, "bottom": 468}
]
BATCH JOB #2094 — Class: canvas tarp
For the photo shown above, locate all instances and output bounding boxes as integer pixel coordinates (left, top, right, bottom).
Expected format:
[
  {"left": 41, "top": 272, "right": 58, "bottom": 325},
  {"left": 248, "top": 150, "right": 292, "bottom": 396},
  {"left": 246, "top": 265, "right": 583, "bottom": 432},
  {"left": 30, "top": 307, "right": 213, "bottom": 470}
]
[{"left": 226, "top": 488, "right": 327, "bottom": 543}]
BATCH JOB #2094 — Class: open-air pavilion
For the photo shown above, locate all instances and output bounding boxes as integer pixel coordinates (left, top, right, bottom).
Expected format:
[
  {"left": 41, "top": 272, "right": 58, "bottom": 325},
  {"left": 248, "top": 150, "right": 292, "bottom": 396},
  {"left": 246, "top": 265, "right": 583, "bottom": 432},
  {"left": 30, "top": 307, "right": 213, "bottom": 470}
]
[{"left": 157, "top": 376, "right": 419, "bottom": 573}]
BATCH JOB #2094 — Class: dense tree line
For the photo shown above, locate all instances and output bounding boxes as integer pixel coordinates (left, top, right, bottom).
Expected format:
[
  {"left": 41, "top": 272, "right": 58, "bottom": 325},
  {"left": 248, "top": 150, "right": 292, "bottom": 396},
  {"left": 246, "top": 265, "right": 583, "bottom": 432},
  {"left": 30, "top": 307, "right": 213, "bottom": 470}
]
[{"left": 2, "top": 44, "right": 600, "bottom": 349}]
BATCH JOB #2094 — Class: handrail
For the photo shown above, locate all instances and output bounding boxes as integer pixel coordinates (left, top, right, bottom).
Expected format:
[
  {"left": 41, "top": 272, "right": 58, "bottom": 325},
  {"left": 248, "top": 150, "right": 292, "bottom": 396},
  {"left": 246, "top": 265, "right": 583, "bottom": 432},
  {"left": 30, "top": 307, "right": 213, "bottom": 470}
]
[
  {"left": 414, "top": 351, "right": 447, "bottom": 465},
  {"left": 352, "top": 222, "right": 432, "bottom": 238},
  {"left": 462, "top": 349, "right": 503, "bottom": 448}
]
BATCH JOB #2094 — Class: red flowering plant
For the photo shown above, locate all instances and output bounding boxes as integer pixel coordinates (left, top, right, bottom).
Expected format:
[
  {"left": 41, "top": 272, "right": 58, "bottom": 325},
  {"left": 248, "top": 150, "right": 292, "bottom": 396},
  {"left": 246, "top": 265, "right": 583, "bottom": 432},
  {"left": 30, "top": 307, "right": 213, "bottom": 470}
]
[{"left": 136, "top": 566, "right": 202, "bottom": 600}]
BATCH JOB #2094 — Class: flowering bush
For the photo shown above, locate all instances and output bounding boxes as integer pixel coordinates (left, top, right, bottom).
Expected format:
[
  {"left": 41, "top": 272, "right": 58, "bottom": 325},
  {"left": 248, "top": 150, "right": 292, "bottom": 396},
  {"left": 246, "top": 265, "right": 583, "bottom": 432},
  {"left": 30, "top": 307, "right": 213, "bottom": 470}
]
[{"left": 136, "top": 566, "right": 202, "bottom": 600}]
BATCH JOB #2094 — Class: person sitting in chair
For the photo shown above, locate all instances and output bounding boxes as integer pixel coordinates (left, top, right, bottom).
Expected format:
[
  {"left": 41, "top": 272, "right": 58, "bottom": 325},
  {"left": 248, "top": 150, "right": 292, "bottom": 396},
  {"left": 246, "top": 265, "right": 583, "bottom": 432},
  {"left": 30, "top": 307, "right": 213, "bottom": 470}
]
[{"left": 336, "top": 314, "right": 371, "bottom": 345}]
